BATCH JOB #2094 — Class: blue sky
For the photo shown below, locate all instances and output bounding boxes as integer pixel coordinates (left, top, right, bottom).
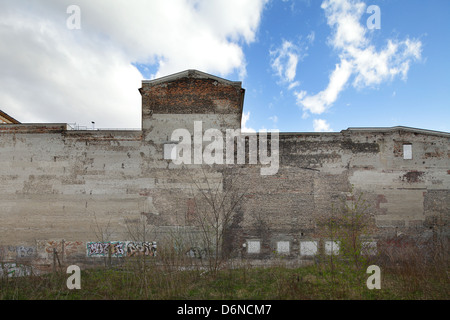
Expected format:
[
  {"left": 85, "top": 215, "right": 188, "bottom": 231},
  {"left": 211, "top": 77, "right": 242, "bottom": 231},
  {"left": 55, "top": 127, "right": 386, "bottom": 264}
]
[
  {"left": 1, "top": 0, "right": 449, "bottom": 132},
  {"left": 233, "top": 0, "right": 450, "bottom": 133}
]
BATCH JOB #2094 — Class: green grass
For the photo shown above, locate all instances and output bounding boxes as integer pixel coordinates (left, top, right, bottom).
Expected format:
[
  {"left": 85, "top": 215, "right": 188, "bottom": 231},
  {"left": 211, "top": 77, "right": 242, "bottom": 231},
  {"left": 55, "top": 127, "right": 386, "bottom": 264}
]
[{"left": 1, "top": 260, "right": 448, "bottom": 300}]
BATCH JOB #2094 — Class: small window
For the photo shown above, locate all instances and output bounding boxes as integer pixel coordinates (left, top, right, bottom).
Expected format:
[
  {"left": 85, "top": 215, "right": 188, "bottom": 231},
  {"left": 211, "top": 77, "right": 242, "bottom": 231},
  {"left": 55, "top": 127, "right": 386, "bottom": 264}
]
[
  {"left": 325, "top": 241, "right": 340, "bottom": 255},
  {"left": 300, "top": 241, "right": 318, "bottom": 256},
  {"left": 247, "top": 240, "right": 261, "bottom": 254},
  {"left": 164, "top": 144, "right": 177, "bottom": 160},
  {"left": 403, "top": 144, "right": 412, "bottom": 160},
  {"left": 276, "top": 241, "right": 290, "bottom": 254}
]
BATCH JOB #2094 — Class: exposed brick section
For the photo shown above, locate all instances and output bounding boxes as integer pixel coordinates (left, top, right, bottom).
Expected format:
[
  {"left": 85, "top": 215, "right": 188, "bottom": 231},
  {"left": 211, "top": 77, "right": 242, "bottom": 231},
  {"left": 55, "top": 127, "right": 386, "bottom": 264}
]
[
  {"left": 402, "top": 171, "right": 425, "bottom": 183},
  {"left": 341, "top": 139, "right": 380, "bottom": 153},
  {"left": 141, "top": 77, "right": 244, "bottom": 115}
]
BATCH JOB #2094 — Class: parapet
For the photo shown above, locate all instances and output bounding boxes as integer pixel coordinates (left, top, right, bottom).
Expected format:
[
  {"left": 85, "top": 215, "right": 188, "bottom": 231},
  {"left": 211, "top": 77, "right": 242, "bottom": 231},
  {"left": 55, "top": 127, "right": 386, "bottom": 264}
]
[{"left": 139, "top": 69, "right": 245, "bottom": 116}]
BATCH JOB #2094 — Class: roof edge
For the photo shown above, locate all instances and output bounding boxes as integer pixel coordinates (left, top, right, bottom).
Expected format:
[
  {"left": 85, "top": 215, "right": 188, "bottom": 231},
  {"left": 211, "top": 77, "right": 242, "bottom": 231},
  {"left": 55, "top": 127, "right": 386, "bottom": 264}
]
[
  {"left": 142, "top": 69, "right": 242, "bottom": 87},
  {"left": 344, "top": 126, "right": 450, "bottom": 137},
  {"left": 0, "top": 110, "right": 21, "bottom": 124}
]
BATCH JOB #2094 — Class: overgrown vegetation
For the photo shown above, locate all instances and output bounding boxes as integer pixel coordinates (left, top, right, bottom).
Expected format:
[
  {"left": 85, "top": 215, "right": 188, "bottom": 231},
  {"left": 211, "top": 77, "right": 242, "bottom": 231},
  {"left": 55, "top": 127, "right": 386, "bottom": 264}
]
[
  {"left": 312, "top": 186, "right": 377, "bottom": 296},
  {"left": 0, "top": 258, "right": 447, "bottom": 300},
  {"left": 1, "top": 186, "right": 448, "bottom": 300}
]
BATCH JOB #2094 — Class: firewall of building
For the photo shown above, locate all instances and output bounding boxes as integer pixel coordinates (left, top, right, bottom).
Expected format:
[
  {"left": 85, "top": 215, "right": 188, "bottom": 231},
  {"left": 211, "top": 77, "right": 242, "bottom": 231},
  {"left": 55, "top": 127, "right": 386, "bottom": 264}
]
[{"left": 0, "top": 70, "right": 448, "bottom": 267}]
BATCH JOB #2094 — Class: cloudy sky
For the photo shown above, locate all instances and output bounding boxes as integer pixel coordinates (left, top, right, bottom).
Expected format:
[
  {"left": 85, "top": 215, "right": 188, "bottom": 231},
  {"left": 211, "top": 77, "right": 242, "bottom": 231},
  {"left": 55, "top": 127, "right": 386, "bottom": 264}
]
[{"left": 1, "top": 0, "right": 449, "bottom": 132}]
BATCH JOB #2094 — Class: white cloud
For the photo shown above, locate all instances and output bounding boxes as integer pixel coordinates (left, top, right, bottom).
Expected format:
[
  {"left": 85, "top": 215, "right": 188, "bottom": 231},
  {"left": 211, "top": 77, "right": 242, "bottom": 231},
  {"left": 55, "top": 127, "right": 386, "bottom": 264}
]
[
  {"left": 288, "top": 81, "right": 300, "bottom": 90},
  {"left": 313, "top": 119, "right": 333, "bottom": 132},
  {"left": 241, "top": 111, "right": 256, "bottom": 133},
  {"left": 270, "top": 40, "right": 301, "bottom": 84},
  {"left": 0, "top": 0, "right": 268, "bottom": 128},
  {"left": 241, "top": 112, "right": 277, "bottom": 132},
  {"left": 298, "top": 59, "right": 353, "bottom": 114},
  {"left": 306, "top": 31, "right": 315, "bottom": 44},
  {"left": 297, "top": 0, "right": 422, "bottom": 116}
]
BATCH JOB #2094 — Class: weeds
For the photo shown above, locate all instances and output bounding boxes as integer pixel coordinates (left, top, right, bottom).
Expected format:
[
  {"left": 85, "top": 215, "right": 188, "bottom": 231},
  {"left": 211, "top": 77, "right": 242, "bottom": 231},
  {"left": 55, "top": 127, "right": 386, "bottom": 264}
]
[
  {"left": 1, "top": 187, "right": 447, "bottom": 300},
  {"left": 0, "top": 259, "right": 447, "bottom": 300}
]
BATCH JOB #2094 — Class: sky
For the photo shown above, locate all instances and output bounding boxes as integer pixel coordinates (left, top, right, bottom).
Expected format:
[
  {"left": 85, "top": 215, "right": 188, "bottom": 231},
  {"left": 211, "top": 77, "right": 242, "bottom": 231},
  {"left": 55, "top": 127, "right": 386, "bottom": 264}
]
[{"left": 0, "top": 0, "right": 449, "bottom": 132}]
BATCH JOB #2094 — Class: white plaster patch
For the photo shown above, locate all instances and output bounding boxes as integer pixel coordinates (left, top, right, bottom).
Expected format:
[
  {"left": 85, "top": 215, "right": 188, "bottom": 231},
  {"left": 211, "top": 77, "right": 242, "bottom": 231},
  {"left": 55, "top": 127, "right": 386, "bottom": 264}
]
[{"left": 300, "top": 241, "right": 318, "bottom": 256}]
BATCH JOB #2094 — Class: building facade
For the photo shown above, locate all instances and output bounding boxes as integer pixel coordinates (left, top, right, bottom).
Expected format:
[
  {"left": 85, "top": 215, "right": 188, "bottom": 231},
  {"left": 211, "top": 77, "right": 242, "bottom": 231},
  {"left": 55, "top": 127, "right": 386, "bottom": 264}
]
[{"left": 0, "top": 70, "right": 448, "bottom": 269}]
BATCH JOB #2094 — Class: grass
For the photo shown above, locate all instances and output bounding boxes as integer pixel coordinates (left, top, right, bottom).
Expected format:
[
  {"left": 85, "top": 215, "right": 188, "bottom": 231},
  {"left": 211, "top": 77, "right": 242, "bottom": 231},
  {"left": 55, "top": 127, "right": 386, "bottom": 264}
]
[
  {"left": 4, "top": 190, "right": 443, "bottom": 301},
  {"left": 1, "top": 257, "right": 448, "bottom": 300}
]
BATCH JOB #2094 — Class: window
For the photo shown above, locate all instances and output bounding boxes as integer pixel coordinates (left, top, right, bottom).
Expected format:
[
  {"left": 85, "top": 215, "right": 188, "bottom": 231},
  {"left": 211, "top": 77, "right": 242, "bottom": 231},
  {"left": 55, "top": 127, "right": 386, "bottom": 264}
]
[
  {"left": 276, "top": 241, "right": 290, "bottom": 254},
  {"left": 247, "top": 240, "right": 260, "bottom": 254},
  {"left": 325, "top": 241, "right": 340, "bottom": 255},
  {"left": 403, "top": 144, "right": 412, "bottom": 160},
  {"left": 300, "top": 241, "right": 318, "bottom": 256}
]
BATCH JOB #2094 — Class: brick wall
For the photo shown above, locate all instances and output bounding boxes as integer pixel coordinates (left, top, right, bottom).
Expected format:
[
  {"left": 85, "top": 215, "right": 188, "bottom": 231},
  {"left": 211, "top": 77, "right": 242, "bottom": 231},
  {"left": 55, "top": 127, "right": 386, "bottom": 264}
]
[{"left": 0, "top": 71, "right": 448, "bottom": 267}]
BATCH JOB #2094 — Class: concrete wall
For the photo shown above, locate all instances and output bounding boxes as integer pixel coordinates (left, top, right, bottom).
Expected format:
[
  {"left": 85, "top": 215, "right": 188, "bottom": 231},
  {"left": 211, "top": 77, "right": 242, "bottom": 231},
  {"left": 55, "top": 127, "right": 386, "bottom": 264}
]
[
  {"left": 233, "top": 130, "right": 449, "bottom": 259},
  {"left": 0, "top": 70, "right": 448, "bottom": 268}
]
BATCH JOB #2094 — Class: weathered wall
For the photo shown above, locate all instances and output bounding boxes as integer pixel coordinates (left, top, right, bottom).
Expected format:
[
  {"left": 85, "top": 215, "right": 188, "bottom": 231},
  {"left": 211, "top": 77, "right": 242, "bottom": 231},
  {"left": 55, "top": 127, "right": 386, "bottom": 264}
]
[
  {"left": 230, "top": 130, "right": 449, "bottom": 259},
  {"left": 0, "top": 70, "right": 448, "bottom": 268}
]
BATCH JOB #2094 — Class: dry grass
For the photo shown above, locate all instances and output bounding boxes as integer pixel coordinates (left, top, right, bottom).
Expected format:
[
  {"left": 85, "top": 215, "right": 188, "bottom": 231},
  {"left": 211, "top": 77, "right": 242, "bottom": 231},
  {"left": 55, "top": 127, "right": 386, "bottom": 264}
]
[{"left": 1, "top": 239, "right": 448, "bottom": 300}]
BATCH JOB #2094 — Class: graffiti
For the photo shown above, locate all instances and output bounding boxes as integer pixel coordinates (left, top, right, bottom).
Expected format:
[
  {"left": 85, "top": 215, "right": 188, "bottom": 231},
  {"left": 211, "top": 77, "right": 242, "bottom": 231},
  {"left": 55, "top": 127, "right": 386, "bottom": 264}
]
[
  {"left": 86, "top": 241, "right": 157, "bottom": 257},
  {"left": 17, "top": 246, "right": 35, "bottom": 258},
  {"left": 126, "top": 241, "right": 157, "bottom": 257},
  {"left": 0, "top": 245, "right": 36, "bottom": 259},
  {"left": 87, "top": 241, "right": 126, "bottom": 257},
  {"left": 0, "top": 263, "right": 35, "bottom": 278},
  {"left": 44, "top": 240, "right": 84, "bottom": 255}
]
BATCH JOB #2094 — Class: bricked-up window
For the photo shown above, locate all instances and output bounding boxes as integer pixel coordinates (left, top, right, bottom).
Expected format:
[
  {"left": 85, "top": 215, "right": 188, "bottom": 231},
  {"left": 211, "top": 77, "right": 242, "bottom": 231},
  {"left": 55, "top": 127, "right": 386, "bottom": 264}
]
[
  {"left": 276, "top": 241, "right": 290, "bottom": 254},
  {"left": 325, "top": 240, "right": 340, "bottom": 255},
  {"left": 403, "top": 144, "right": 412, "bottom": 160},
  {"left": 247, "top": 240, "right": 261, "bottom": 254},
  {"left": 300, "top": 241, "right": 318, "bottom": 256}
]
